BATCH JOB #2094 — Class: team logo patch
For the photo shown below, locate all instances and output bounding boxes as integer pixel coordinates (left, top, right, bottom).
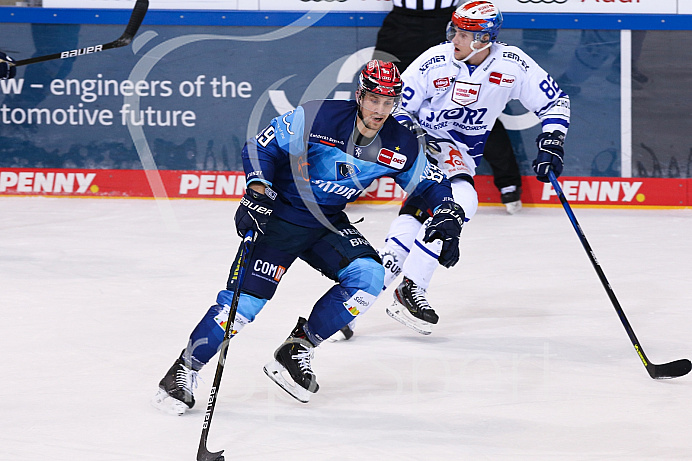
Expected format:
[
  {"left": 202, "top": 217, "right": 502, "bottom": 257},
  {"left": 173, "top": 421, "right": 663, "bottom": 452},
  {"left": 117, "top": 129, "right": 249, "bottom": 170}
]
[
  {"left": 451, "top": 81, "right": 481, "bottom": 106},
  {"left": 377, "top": 148, "right": 407, "bottom": 170},
  {"left": 489, "top": 72, "right": 516, "bottom": 87},
  {"left": 433, "top": 77, "right": 451, "bottom": 89},
  {"left": 336, "top": 161, "right": 360, "bottom": 180}
]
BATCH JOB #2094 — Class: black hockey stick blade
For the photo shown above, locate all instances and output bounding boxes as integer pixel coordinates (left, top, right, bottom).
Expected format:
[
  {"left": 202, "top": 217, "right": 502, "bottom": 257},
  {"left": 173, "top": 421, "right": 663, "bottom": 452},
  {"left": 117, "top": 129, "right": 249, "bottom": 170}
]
[
  {"left": 11, "top": 0, "right": 149, "bottom": 67},
  {"left": 648, "top": 359, "right": 692, "bottom": 380},
  {"left": 548, "top": 170, "right": 690, "bottom": 380},
  {"left": 197, "top": 438, "right": 224, "bottom": 461},
  {"left": 196, "top": 231, "right": 255, "bottom": 461}
]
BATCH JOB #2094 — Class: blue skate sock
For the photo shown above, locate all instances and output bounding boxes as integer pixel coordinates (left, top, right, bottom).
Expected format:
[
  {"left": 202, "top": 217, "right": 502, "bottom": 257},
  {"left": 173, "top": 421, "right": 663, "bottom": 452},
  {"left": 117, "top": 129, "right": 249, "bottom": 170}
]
[
  {"left": 185, "top": 290, "right": 266, "bottom": 366},
  {"left": 305, "top": 258, "right": 384, "bottom": 344}
]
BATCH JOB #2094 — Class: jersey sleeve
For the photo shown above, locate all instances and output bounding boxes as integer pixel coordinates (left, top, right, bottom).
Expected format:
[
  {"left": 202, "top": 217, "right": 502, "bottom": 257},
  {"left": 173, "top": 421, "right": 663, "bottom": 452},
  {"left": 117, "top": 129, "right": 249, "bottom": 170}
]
[
  {"left": 399, "top": 51, "right": 435, "bottom": 120},
  {"left": 242, "top": 107, "right": 306, "bottom": 186},
  {"left": 393, "top": 142, "right": 455, "bottom": 212},
  {"left": 512, "top": 48, "right": 571, "bottom": 136}
]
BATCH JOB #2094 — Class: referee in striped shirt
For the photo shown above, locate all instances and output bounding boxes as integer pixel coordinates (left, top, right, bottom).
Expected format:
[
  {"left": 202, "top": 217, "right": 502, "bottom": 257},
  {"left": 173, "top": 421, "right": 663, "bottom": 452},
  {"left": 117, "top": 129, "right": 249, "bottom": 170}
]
[{"left": 374, "top": 0, "right": 461, "bottom": 72}]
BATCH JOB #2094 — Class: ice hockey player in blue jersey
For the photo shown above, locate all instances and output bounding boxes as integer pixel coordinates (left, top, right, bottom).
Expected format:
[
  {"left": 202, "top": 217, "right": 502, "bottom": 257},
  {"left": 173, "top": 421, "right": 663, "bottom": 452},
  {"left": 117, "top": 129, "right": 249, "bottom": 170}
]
[{"left": 152, "top": 60, "right": 464, "bottom": 411}]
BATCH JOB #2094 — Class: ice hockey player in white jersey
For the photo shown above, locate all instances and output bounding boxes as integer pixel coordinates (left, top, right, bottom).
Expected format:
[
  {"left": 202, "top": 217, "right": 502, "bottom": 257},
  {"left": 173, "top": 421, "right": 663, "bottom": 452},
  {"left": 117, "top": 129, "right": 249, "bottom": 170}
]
[{"left": 355, "top": 0, "right": 571, "bottom": 336}]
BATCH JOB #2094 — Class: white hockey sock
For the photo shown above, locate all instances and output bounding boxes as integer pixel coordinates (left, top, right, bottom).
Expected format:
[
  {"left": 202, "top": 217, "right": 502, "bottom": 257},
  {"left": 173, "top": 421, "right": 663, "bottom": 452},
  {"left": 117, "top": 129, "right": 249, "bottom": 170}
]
[
  {"left": 402, "top": 221, "right": 442, "bottom": 291},
  {"left": 379, "top": 214, "right": 422, "bottom": 290}
]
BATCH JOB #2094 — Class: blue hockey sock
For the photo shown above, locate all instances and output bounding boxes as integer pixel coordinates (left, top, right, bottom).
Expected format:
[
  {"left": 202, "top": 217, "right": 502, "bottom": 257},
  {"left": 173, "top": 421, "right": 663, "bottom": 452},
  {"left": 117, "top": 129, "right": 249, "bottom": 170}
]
[
  {"left": 305, "top": 258, "right": 384, "bottom": 344},
  {"left": 185, "top": 291, "right": 266, "bottom": 366}
]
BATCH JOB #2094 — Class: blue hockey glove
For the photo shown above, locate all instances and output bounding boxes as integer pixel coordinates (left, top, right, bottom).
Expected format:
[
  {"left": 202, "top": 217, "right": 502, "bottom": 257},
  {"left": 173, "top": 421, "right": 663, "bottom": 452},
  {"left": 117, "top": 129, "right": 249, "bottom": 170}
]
[
  {"left": 532, "top": 131, "right": 565, "bottom": 182},
  {"left": 423, "top": 202, "right": 465, "bottom": 268},
  {"left": 235, "top": 186, "right": 275, "bottom": 238},
  {"left": 0, "top": 52, "right": 17, "bottom": 80}
]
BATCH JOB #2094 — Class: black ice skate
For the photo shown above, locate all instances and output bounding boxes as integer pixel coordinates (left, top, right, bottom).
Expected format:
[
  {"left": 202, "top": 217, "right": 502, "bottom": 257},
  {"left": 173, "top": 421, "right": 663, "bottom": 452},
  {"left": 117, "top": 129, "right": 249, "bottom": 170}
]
[
  {"left": 151, "top": 352, "right": 198, "bottom": 416},
  {"left": 387, "top": 277, "right": 439, "bottom": 335},
  {"left": 263, "top": 317, "right": 319, "bottom": 403}
]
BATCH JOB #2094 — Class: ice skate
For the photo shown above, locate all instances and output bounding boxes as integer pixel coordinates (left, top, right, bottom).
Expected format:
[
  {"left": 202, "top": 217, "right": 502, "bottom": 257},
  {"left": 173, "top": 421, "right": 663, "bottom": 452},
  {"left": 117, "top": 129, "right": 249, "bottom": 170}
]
[
  {"left": 500, "top": 186, "right": 522, "bottom": 215},
  {"left": 386, "top": 277, "right": 439, "bottom": 335},
  {"left": 264, "top": 317, "right": 319, "bottom": 403},
  {"left": 151, "top": 354, "right": 198, "bottom": 416}
]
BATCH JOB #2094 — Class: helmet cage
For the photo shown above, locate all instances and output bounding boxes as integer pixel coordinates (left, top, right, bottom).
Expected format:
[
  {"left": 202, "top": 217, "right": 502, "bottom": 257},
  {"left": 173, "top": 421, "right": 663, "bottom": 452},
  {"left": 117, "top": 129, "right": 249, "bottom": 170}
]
[{"left": 446, "top": 23, "right": 493, "bottom": 44}]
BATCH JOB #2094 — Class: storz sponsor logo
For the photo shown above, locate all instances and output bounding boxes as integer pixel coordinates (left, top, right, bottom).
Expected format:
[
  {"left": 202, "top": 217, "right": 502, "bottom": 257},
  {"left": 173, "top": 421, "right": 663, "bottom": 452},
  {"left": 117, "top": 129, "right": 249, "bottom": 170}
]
[
  {"left": 253, "top": 259, "right": 286, "bottom": 282},
  {"left": 377, "top": 148, "right": 406, "bottom": 170},
  {"left": 419, "top": 55, "right": 446, "bottom": 72}
]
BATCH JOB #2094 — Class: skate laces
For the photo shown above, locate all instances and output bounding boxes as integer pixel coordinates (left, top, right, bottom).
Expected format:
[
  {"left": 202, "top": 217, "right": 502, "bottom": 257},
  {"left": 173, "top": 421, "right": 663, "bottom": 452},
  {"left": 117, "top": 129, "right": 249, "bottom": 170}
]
[
  {"left": 291, "top": 344, "right": 315, "bottom": 376},
  {"left": 176, "top": 363, "right": 199, "bottom": 394},
  {"left": 407, "top": 280, "right": 431, "bottom": 311}
]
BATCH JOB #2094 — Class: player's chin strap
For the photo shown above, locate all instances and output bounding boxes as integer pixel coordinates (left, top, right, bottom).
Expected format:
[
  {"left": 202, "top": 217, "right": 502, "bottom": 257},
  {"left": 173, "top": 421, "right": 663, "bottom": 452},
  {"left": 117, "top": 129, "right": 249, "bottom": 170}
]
[{"left": 460, "top": 41, "right": 492, "bottom": 63}]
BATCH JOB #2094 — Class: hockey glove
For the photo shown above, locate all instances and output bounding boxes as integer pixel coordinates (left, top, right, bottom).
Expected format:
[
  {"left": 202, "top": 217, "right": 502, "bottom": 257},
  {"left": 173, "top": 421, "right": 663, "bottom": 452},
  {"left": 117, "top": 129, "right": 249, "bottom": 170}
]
[
  {"left": 235, "top": 186, "right": 275, "bottom": 238},
  {"left": 423, "top": 202, "right": 465, "bottom": 268},
  {"left": 532, "top": 131, "right": 565, "bottom": 182},
  {"left": 394, "top": 111, "right": 426, "bottom": 140},
  {"left": 0, "top": 52, "right": 16, "bottom": 80}
]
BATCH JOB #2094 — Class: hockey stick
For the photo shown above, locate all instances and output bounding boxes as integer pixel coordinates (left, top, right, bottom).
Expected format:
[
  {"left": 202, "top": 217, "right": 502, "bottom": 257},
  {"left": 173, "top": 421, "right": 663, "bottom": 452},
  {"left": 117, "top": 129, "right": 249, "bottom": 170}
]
[
  {"left": 9, "top": 0, "right": 149, "bottom": 67},
  {"left": 197, "top": 230, "right": 255, "bottom": 461},
  {"left": 548, "top": 169, "right": 691, "bottom": 379}
]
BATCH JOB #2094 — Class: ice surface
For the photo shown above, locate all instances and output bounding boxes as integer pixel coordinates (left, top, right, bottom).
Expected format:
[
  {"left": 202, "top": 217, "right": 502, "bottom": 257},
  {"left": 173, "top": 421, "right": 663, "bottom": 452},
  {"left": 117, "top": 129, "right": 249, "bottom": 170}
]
[{"left": 2, "top": 197, "right": 691, "bottom": 460}]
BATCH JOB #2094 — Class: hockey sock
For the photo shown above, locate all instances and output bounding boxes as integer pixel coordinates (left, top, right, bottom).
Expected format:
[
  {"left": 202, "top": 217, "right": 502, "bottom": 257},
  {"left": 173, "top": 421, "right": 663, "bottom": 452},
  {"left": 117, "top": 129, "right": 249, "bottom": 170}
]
[
  {"left": 402, "top": 223, "right": 443, "bottom": 290},
  {"left": 305, "top": 258, "right": 384, "bottom": 344},
  {"left": 380, "top": 214, "right": 423, "bottom": 290},
  {"left": 185, "top": 291, "right": 266, "bottom": 366}
]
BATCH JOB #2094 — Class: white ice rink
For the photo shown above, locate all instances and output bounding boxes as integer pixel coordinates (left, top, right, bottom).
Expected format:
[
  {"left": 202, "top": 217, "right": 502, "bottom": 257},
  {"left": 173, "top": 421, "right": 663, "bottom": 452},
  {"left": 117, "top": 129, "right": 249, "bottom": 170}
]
[{"left": 2, "top": 196, "right": 691, "bottom": 460}]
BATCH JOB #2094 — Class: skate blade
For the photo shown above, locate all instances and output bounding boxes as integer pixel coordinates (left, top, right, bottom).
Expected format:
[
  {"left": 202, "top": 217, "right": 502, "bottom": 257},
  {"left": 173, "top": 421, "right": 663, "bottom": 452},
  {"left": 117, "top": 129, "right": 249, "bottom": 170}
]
[
  {"left": 263, "top": 360, "right": 312, "bottom": 403},
  {"left": 386, "top": 303, "right": 433, "bottom": 335},
  {"left": 151, "top": 388, "right": 189, "bottom": 416}
]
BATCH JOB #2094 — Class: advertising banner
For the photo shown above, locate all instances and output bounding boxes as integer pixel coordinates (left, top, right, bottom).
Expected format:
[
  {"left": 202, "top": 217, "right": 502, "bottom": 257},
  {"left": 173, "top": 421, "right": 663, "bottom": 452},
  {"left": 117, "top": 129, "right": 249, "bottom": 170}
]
[
  {"left": 41, "top": 0, "right": 250, "bottom": 10},
  {"left": 42, "top": 0, "right": 393, "bottom": 11},
  {"left": 41, "top": 0, "right": 684, "bottom": 14},
  {"left": 258, "top": 0, "right": 393, "bottom": 11},
  {"left": 0, "top": 23, "right": 621, "bottom": 181},
  {"left": 492, "top": 0, "right": 677, "bottom": 14},
  {"left": 1, "top": 168, "right": 688, "bottom": 208}
]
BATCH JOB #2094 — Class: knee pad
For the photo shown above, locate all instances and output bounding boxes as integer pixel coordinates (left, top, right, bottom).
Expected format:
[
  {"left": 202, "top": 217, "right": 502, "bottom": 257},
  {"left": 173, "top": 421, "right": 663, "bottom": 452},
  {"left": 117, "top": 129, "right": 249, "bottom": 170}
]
[{"left": 337, "top": 257, "right": 384, "bottom": 298}]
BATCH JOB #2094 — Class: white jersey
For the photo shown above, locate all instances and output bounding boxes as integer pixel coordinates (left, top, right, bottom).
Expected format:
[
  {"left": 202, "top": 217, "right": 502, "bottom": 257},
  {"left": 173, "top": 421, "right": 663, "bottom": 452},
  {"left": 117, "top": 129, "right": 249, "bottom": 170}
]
[{"left": 399, "top": 41, "right": 570, "bottom": 180}]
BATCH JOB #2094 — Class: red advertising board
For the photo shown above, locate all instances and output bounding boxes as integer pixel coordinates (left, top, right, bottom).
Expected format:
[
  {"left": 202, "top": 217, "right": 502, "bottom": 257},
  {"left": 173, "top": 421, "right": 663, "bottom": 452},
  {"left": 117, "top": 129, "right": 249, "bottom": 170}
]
[{"left": 0, "top": 168, "right": 689, "bottom": 208}]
